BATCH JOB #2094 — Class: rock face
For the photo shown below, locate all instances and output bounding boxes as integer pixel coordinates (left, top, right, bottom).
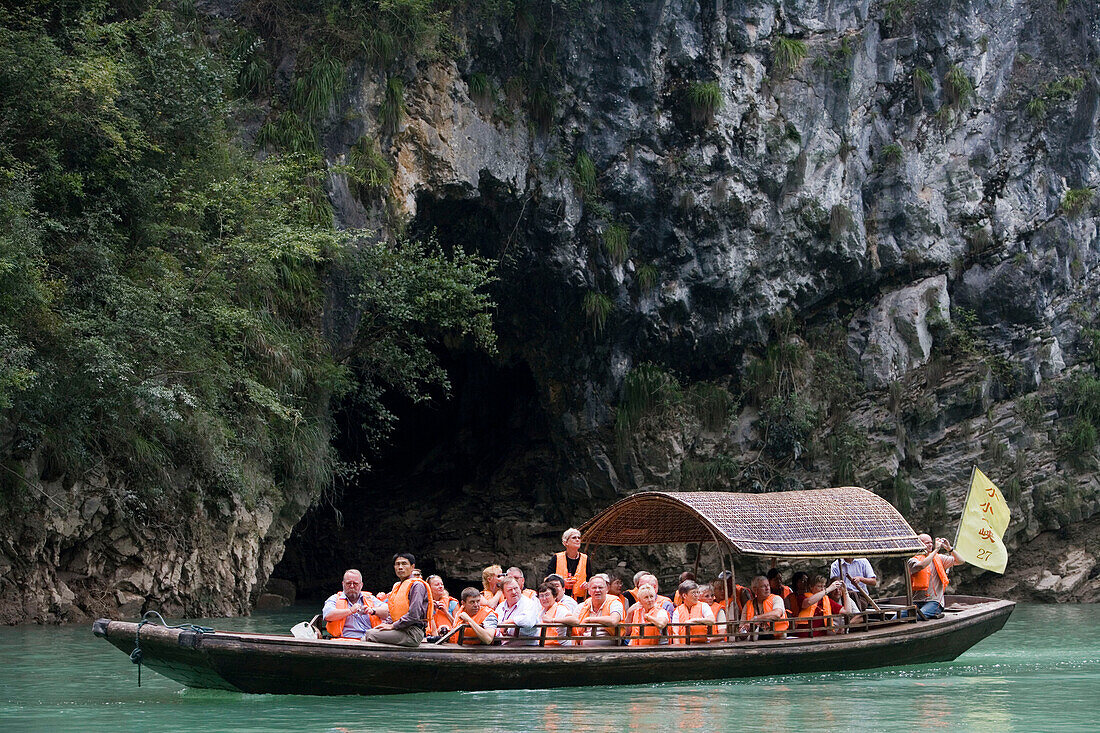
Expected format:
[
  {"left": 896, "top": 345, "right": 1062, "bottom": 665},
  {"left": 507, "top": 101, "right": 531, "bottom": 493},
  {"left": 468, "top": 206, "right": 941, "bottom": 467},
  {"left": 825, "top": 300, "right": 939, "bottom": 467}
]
[
  {"left": 287, "top": 0, "right": 1100, "bottom": 598},
  {"left": 0, "top": 455, "right": 314, "bottom": 624},
  {"left": 6, "top": 1, "right": 1100, "bottom": 621}
]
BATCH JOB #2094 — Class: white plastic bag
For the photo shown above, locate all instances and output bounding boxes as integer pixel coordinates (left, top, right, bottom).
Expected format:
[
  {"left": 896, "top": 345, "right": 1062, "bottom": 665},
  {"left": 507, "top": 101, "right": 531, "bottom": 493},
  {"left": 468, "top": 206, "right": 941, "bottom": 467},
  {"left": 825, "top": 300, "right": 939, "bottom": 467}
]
[{"left": 291, "top": 621, "right": 319, "bottom": 639}]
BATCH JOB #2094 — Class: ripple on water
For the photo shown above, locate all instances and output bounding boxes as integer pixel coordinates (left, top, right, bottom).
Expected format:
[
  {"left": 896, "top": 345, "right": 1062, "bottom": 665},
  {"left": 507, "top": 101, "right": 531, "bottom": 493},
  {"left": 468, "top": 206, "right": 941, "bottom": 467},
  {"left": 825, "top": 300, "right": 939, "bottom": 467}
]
[{"left": 1, "top": 603, "right": 1098, "bottom": 733}]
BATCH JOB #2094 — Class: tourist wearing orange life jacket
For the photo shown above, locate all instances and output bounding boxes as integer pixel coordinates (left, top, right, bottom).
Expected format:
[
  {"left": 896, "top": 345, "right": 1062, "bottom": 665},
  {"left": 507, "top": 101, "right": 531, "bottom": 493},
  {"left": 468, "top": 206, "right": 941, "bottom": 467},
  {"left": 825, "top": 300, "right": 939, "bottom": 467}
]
[
  {"left": 545, "top": 528, "right": 588, "bottom": 600},
  {"left": 322, "top": 569, "right": 383, "bottom": 640},
  {"left": 495, "top": 576, "right": 542, "bottom": 645},
  {"left": 671, "top": 580, "right": 715, "bottom": 644},
  {"left": 671, "top": 571, "right": 697, "bottom": 605},
  {"left": 908, "top": 533, "right": 964, "bottom": 618},
  {"left": 543, "top": 574, "right": 580, "bottom": 613},
  {"left": 562, "top": 574, "right": 622, "bottom": 646},
  {"left": 506, "top": 567, "right": 538, "bottom": 600},
  {"left": 630, "top": 573, "right": 675, "bottom": 617},
  {"left": 767, "top": 568, "right": 793, "bottom": 601},
  {"left": 537, "top": 582, "right": 572, "bottom": 645},
  {"left": 793, "top": 576, "right": 844, "bottom": 637},
  {"left": 427, "top": 574, "right": 458, "bottom": 634},
  {"left": 740, "top": 575, "right": 789, "bottom": 640},
  {"left": 451, "top": 587, "right": 498, "bottom": 645},
  {"left": 625, "top": 584, "right": 669, "bottom": 646},
  {"left": 480, "top": 564, "right": 504, "bottom": 608},
  {"left": 361, "top": 552, "right": 432, "bottom": 647}
]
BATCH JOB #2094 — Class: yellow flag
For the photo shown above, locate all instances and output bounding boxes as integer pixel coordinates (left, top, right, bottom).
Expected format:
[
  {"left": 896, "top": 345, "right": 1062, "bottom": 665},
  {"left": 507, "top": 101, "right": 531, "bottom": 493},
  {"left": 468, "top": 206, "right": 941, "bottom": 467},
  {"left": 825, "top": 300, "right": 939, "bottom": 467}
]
[{"left": 954, "top": 467, "right": 1011, "bottom": 573}]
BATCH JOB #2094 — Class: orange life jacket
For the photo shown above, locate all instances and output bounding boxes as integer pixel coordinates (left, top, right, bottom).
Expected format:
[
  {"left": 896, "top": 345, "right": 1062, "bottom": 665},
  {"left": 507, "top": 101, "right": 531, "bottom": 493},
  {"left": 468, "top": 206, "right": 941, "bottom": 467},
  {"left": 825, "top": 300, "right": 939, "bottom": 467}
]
[
  {"left": 709, "top": 601, "right": 725, "bottom": 620},
  {"left": 451, "top": 606, "right": 495, "bottom": 645},
  {"left": 387, "top": 577, "right": 434, "bottom": 632},
  {"left": 743, "top": 594, "right": 789, "bottom": 633},
  {"left": 522, "top": 588, "right": 537, "bottom": 600},
  {"left": 480, "top": 588, "right": 502, "bottom": 608},
  {"left": 540, "top": 601, "right": 570, "bottom": 645},
  {"left": 555, "top": 551, "right": 588, "bottom": 600},
  {"left": 325, "top": 593, "right": 378, "bottom": 638},
  {"left": 672, "top": 601, "right": 711, "bottom": 644},
  {"left": 626, "top": 605, "right": 666, "bottom": 646},
  {"left": 431, "top": 596, "right": 457, "bottom": 633},
  {"left": 795, "top": 592, "right": 823, "bottom": 627},
  {"left": 910, "top": 553, "right": 949, "bottom": 593},
  {"left": 570, "top": 596, "right": 619, "bottom": 639}
]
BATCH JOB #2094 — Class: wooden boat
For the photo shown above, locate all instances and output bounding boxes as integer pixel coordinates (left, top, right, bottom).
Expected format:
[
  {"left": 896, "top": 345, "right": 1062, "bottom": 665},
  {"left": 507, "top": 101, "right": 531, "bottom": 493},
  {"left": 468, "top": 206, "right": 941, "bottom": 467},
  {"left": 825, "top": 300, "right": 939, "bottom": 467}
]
[{"left": 93, "top": 488, "right": 1015, "bottom": 696}]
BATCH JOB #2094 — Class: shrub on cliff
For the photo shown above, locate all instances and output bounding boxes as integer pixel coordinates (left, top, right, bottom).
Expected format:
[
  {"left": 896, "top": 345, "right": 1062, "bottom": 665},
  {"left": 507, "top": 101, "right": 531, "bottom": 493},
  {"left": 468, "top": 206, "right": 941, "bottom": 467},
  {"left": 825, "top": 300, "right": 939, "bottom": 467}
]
[{"left": 0, "top": 4, "right": 495, "bottom": 511}]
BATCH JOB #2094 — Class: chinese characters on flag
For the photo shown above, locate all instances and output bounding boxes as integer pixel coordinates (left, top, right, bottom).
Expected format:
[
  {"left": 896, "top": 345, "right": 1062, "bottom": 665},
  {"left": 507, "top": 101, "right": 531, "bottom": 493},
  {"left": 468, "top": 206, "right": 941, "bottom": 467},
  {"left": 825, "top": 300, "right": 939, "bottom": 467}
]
[{"left": 954, "top": 467, "right": 1011, "bottom": 573}]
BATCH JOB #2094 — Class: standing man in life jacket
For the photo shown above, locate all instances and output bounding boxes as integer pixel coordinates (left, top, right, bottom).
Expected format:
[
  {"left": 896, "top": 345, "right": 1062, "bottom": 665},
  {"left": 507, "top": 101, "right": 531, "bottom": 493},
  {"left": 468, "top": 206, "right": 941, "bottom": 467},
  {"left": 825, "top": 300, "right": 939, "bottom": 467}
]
[
  {"left": 908, "top": 533, "right": 964, "bottom": 618},
  {"left": 545, "top": 527, "right": 588, "bottom": 601},
  {"left": 322, "top": 569, "right": 382, "bottom": 640},
  {"left": 362, "top": 552, "right": 431, "bottom": 647}
]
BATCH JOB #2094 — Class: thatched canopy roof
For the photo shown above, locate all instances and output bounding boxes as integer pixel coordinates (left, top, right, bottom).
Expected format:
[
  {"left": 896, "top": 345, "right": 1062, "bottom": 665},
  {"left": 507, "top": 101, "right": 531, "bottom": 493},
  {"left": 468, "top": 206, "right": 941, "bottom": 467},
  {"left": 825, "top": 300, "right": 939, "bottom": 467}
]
[{"left": 578, "top": 488, "right": 924, "bottom": 558}]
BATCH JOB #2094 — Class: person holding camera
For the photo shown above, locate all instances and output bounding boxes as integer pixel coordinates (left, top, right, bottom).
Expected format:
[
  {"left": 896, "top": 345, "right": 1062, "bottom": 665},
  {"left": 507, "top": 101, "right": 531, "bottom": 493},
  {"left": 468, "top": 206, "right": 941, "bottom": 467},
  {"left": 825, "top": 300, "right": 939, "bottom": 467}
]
[{"left": 907, "top": 534, "right": 965, "bottom": 618}]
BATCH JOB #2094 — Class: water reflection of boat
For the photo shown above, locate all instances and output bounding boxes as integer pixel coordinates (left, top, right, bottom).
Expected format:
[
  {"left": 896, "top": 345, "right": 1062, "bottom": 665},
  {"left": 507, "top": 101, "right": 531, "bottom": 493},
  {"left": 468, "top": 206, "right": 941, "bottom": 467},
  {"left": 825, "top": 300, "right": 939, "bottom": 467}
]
[{"left": 93, "top": 489, "right": 1014, "bottom": 696}]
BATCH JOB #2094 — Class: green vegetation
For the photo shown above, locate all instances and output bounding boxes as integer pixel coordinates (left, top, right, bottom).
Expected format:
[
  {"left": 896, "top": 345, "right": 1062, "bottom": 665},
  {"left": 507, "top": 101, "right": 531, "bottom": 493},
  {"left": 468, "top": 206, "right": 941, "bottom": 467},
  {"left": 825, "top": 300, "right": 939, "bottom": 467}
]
[
  {"left": 880, "top": 143, "right": 904, "bottom": 167},
  {"left": 1061, "top": 188, "right": 1094, "bottom": 217},
  {"left": 528, "top": 85, "right": 555, "bottom": 134},
  {"left": 912, "top": 67, "right": 933, "bottom": 105},
  {"left": 346, "top": 136, "right": 393, "bottom": 201},
  {"left": 583, "top": 291, "right": 613, "bottom": 334},
  {"left": 883, "top": 0, "right": 917, "bottom": 26},
  {"left": 944, "top": 65, "right": 974, "bottom": 109},
  {"left": 381, "top": 76, "right": 406, "bottom": 135},
  {"left": 614, "top": 363, "right": 682, "bottom": 442},
  {"left": 0, "top": 4, "right": 496, "bottom": 512},
  {"left": 761, "top": 394, "right": 817, "bottom": 459},
  {"left": 687, "top": 382, "right": 736, "bottom": 431},
  {"left": 772, "top": 36, "right": 809, "bottom": 77},
  {"left": 686, "top": 81, "right": 723, "bottom": 125},
  {"left": 602, "top": 223, "right": 630, "bottom": 264},
  {"left": 812, "top": 36, "right": 855, "bottom": 83},
  {"left": 1028, "top": 75, "right": 1085, "bottom": 122},
  {"left": 1057, "top": 372, "right": 1100, "bottom": 461},
  {"left": 292, "top": 48, "right": 346, "bottom": 123},
  {"left": 468, "top": 72, "right": 491, "bottom": 104},
  {"left": 828, "top": 422, "right": 867, "bottom": 485},
  {"left": 635, "top": 263, "right": 659, "bottom": 291},
  {"left": 573, "top": 150, "right": 598, "bottom": 199},
  {"left": 681, "top": 455, "right": 738, "bottom": 490}
]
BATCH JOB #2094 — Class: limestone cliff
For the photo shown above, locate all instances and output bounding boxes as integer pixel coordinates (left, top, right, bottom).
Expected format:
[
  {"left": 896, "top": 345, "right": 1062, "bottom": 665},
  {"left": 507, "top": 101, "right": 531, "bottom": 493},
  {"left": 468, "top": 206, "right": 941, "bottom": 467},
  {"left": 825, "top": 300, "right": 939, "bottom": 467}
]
[
  {"left": 284, "top": 0, "right": 1100, "bottom": 603},
  {"left": 6, "top": 0, "right": 1100, "bottom": 622}
]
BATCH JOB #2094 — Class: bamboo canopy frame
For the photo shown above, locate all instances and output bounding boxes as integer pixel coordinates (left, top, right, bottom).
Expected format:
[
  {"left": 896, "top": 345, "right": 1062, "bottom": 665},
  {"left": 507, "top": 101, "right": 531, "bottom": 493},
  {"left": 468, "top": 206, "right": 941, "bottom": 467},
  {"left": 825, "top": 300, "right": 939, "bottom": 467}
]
[{"left": 578, "top": 488, "right": 925, "bottom": 558}]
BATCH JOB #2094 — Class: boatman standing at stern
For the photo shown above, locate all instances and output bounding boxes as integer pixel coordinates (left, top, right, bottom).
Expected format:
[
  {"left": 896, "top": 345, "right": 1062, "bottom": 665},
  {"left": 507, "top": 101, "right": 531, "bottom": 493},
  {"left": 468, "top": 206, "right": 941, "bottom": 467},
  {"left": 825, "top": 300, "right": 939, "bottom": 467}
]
[
  {"left": 908, "top": 534, "right": 965, "bottom": 618},
  {"left": 362, "top": 552, "right": 431, "bottom": 647},
  {"left": 829, "top": 557, "right": 877, "bottom": 609},
  {"left": 322, "top": 569, "right": 382, "bottom": 640},
  {"left": 546, "top": 528, "right": 588, "bottom": 601}
]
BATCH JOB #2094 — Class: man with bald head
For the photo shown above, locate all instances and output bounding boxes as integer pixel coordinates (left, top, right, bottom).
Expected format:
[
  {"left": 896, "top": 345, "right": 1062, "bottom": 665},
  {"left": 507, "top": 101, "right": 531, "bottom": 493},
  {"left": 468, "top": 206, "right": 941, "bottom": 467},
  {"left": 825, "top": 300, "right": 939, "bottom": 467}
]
[{"left": 322, "top": 569, "right": 381, "bottom": 640}]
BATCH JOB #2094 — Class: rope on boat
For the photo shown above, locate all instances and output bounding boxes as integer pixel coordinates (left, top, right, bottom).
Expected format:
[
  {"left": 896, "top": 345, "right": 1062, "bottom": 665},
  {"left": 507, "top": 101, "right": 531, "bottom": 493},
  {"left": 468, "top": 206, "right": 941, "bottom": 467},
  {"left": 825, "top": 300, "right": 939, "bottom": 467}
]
[{"left": 131, "top": 610, "right": 215, "bottom": 687}]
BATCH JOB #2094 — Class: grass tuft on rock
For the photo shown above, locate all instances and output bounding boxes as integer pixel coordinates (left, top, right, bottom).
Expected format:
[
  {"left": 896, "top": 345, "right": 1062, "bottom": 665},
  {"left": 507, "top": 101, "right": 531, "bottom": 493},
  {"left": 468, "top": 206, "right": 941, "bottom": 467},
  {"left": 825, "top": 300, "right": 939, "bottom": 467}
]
[
  {"left": 772, "top": 36, "right": 809, "bottom": 77},
  {"left": 686, "top": 81, "right": 723, "bottom": 125}
]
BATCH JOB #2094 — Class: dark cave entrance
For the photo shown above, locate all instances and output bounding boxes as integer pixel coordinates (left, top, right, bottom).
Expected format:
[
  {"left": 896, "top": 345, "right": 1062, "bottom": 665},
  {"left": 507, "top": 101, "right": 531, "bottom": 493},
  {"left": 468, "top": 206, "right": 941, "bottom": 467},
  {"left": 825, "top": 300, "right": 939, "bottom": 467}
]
[{"left": 274, "top": 185, "right": 561, "bottom": 600}]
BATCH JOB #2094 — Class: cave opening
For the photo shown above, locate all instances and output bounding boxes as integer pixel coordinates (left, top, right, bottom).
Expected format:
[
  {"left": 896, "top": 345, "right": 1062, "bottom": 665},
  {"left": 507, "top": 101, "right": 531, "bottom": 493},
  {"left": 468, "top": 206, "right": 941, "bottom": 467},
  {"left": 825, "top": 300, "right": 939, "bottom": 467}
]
[{"left": 274, "top": 186, "right": 562, "bottom": 600}]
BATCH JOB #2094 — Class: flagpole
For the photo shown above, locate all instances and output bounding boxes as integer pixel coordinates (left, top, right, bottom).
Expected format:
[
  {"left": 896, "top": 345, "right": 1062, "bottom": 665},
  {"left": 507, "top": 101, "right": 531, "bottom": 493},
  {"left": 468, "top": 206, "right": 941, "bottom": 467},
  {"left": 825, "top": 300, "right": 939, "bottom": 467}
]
[{"left": 953, "top": 465, "right": 977, "bottom": 549}]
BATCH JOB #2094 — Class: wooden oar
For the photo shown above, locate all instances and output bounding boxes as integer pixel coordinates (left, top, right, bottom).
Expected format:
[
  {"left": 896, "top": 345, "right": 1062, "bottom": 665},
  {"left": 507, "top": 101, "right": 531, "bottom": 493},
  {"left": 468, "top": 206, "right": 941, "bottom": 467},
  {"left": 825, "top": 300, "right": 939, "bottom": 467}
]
[{"left": 840, "top": 564, "right": 882, "bottom": 613}]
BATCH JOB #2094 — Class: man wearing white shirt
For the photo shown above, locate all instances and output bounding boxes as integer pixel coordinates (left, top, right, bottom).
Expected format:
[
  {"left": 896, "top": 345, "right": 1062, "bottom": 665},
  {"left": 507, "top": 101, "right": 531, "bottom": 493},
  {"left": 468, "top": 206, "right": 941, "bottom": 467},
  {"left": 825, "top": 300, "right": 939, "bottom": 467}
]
[
  {"left": 829, "top": 557, "right": 877, "bottom": 608},
  {"left": 495, "top": 576, "right": 542, "bottom": 645}
]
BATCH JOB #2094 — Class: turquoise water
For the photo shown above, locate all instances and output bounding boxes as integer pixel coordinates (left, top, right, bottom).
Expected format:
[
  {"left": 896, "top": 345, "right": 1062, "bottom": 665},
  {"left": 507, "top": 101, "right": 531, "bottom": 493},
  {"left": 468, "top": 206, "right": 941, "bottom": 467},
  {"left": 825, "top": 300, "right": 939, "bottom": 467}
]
[{"left": 0, "top": 604, "right": 1097, "bottom": 732}]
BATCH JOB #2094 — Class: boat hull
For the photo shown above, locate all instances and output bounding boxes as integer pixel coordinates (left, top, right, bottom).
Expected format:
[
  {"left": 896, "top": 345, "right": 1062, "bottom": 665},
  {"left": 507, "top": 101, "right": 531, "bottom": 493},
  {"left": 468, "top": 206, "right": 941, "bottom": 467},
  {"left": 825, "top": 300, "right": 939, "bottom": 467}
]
[{"left": 93, "top": 596, "right": 1014, "bottom": 696}]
